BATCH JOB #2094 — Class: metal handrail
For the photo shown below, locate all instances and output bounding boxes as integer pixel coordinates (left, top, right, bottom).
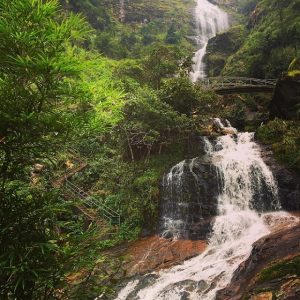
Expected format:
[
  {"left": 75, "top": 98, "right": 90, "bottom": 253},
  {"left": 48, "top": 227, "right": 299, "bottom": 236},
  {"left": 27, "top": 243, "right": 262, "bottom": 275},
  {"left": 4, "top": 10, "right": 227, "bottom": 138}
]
[{"left": 65, "top": 179, "right": 121, "bottom": 226}]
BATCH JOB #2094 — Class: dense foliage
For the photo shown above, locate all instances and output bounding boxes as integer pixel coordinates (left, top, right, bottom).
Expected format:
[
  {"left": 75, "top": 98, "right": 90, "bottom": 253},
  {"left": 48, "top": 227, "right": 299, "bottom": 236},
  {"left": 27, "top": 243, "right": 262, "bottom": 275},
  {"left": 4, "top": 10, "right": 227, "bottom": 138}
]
[
  {"left": 223, "top": 0, "right": 300, "bottom": 77},
  {"left": 0, "top": 0, "right": 299, "bottom": 299},
  {"left": 0, "top": 0, "right": 226, "bottom": 298},
  {"left": 60, "top": 0, "right": 195, "bottom": 59},
  {"left": 257, "top": 119, "right": 300, "bottom": 172}
]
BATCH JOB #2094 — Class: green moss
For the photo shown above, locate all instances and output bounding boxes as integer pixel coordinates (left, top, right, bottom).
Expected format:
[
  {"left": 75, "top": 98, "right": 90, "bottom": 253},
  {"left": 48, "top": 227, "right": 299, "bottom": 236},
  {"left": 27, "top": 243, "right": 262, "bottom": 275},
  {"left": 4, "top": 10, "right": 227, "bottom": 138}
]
[
  {"left": 288, "top": 70, "right": 300, "bottom": 77},
  {"left": 256, "top": 255, "right": 300, "bottom": 284},
  {"left": 288, "top": 58, "right": 300, "bottom": 77},
  {"left": 205, "top": 25, "right": 247, "bottom": 76}
]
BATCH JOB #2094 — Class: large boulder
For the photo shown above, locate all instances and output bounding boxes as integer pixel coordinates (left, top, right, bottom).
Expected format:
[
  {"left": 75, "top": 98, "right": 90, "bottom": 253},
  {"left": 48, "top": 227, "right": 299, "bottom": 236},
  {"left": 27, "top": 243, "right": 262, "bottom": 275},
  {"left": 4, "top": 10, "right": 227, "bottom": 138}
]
[
  {"left": 259, "top": 144, "right": 300, "bottom": 211},
  {"left": 158, "top": 155, "right": 219, "bottom": 240},
  {"left": 269, "top": 78, "right": 300, "bottom": 120}
]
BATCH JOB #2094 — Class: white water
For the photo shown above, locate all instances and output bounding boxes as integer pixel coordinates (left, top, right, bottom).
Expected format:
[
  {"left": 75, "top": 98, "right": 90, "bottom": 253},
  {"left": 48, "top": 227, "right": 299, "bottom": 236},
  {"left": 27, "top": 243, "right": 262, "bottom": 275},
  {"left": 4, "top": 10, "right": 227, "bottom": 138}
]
[
  {"left": 114, "top": 130, "right": 295, "bottom": 300},
  {"left": 161, "top": 161, "right": 186, "bottom": 239},
  {"left": 190, "top": 0, "right": 229, "bottom": 81}
]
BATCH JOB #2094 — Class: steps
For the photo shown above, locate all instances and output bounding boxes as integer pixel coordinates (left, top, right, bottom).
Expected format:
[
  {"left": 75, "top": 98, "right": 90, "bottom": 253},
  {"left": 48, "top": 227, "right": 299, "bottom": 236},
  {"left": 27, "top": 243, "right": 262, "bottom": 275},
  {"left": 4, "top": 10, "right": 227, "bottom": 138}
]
[
  {"left": 65, "top": 179, "right": 121, "bottom": 226},
  {"left": 52, "top": 147, "right": 121, "bottom": 227}
]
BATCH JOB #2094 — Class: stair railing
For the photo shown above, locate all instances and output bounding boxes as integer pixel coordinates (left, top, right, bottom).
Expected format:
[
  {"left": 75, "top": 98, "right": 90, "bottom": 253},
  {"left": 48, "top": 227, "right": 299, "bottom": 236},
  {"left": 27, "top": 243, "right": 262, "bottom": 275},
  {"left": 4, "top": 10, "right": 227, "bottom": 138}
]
[{"left": 65, "top": 179, "right": 121, "bottom": 226}]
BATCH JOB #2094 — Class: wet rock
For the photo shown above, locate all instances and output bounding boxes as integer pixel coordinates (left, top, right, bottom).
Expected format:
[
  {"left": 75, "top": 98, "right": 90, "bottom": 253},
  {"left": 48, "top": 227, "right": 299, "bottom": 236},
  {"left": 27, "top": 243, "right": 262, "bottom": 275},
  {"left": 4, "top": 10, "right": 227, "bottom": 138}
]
[
  {"left": 158, "top": 156, "right": 219, "bottom": 240},
  {"left": 158, "top": 134, "right": 288, "bottom": 240},
  {"left": 115, "top": 274, "right": 159, "bottom": 300},
  {"left": 259, "top": 144, "right": 300, "bottom": 211},
  {"left": 123, "top": 236, "right": 206, "bottom": 277},
  {"left": 276, "top": 278, "right": 300, "bottom": 300},
  {"left": 222, "top": 127, "right": 238, "bottom": 135},
  {"left": 211, "top": 118, "right": 238, "bottom": 135},
  {"left": 269, "top": 78, "right": 300, "bottom": 120},
  {"left": 160, "top": 280, "right": 198, "bottom": 299},
  {"left": 216, "top": 223, "right": 300, "bottom": 300}
]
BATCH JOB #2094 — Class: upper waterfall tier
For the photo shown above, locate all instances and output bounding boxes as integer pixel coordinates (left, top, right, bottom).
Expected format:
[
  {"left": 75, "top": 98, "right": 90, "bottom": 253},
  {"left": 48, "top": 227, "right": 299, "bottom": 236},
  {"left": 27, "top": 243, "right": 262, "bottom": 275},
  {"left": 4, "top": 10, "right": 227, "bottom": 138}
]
[{"left": 190, "top": 0, "right": 229, "bottom": 81}]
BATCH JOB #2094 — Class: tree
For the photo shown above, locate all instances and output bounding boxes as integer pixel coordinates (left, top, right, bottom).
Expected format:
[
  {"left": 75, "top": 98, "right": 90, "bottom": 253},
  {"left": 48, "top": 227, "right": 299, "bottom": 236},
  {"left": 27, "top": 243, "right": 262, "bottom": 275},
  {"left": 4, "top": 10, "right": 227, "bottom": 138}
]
[
  {"left": 119, "top": 87, "right": 192, "bottom": 160},
  {"left": 159, "top": 76, "right": 224, "bottom": 118},
  {"left": 0, "top": 184, "right": 65, "bottom": 299},
  {"left": 165, "top": 23, "right": 180, "bottom": 45},
  {"left": 141, "top": 43, "right": 186, "bottom": 89},
  {"left": 0, "top": 1, "right": 90, "bottom": 298},
  {"left": 0, "top": 0, "right": 89, "bottom": 186}
]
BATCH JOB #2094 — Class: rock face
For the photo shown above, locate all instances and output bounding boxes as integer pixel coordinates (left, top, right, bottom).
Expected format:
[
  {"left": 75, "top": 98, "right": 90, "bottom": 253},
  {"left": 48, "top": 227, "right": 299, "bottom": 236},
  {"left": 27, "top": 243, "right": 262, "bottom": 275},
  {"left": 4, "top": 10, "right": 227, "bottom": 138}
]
[
  {"left": 269, "top": 78, "right": 300, "bottom": 120},
  {"left": 123, "top": 236, "right": 207, "bottom": 277},
  {"left": 204, "top": 25, "right": 246, "bottom": 77},
  {"left": 158, "top": 155, "right": 219, "bottom": 240},
  {"left": 259, "top": 144, "right": 300, "bottom": 211},
  {"left": 216, "top": 223, "right": 300, "bottom": 300}
]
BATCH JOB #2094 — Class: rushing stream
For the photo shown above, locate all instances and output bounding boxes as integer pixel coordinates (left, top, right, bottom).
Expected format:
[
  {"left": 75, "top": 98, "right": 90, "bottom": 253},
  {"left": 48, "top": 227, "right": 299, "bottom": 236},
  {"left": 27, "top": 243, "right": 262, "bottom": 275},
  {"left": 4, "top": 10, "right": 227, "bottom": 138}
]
[
  {"left": 190, "top": 0, "right": 229, "bottom": 81},
  {"left": 114, "top": 129, "right": 293, "bottom": 300}
]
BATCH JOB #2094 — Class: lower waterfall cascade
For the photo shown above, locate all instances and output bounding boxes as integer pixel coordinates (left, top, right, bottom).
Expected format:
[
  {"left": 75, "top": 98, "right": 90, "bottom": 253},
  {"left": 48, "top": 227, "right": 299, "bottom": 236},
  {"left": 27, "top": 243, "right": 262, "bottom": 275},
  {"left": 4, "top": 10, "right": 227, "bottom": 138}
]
[{"left": 114, "top": 130, "right": 298, "bottom": 300}]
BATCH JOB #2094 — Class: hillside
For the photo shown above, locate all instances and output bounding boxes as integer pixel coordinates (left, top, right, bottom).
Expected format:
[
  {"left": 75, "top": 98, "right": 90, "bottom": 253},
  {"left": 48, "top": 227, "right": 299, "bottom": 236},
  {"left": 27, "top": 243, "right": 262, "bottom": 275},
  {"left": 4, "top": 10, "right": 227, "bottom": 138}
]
[
  {"left": 206, "top": 0, "right": 300, "bottom": 78},
  {"left": 60, "top": 0, "right": 195, "bottom": 58},
  {"left": 0, "top": 0, "right": 299, "bottom": 299}
]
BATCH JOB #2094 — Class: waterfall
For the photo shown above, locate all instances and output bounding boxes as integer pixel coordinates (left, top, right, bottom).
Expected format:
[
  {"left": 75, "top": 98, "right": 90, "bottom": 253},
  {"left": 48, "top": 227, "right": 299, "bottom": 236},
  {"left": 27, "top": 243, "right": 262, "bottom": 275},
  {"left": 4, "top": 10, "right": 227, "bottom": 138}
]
[
  {"left": 161, "top": 160, "right": 193, "bottom": 240},
  {"left": 114, "top": 131, "right": 293, "bottom": 300},
  {"left": 190, "top": 0, "right": 229, "bottom": 81}
]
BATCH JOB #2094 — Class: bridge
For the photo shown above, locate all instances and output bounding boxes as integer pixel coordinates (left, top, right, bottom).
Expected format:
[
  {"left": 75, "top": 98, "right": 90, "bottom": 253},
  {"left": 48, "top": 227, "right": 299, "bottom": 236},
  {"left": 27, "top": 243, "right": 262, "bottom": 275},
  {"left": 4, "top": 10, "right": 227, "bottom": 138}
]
[{"left": 197, "top": 77, "right": 278, "bottom": 94}]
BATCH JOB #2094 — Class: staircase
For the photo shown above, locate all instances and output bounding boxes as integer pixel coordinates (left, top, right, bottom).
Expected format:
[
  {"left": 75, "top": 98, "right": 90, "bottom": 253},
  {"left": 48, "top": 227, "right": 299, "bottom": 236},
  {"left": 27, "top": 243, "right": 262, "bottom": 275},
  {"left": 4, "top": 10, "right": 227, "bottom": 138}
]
[
  {"left": 65, "top": 179, "right": 121, "bottom": 226},
  {"left": 52, "top": 147, "right": 121, "bottom": 227}
]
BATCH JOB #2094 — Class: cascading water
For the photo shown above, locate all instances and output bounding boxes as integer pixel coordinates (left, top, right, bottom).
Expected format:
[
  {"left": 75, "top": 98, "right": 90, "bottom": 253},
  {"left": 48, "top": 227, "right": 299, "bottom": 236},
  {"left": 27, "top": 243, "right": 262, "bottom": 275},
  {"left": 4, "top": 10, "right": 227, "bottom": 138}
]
[
  {"left": 190, "top": 0, "right": 229, "bottom": 81},
  {"left": 115, "top": 128, "right": 295, "bottom": 300}
]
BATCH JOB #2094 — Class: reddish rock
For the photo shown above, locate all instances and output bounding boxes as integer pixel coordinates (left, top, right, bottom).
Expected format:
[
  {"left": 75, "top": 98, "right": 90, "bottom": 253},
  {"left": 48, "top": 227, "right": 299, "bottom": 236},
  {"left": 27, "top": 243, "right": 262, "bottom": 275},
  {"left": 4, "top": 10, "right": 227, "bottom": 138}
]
[
  {"left": 250, "top": 292, "right": 273, "bottom": 300},
  {"left": 123, "top": 236, "right": 207, "bottom": 277}
]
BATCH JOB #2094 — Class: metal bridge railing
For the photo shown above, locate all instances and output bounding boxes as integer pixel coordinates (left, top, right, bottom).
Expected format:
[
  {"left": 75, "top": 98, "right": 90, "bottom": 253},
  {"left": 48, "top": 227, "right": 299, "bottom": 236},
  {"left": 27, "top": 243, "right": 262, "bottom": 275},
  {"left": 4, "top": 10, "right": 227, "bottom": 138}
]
[{"left": 198, "top": 77, "right": 277, "bottom": 89}]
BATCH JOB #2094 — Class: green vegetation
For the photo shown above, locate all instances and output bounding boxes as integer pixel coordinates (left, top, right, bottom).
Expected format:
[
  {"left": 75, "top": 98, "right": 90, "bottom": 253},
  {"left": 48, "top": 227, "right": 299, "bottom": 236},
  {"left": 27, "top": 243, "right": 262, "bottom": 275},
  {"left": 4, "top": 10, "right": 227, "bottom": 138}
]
[
  {"left": 257, "top": 119, "right": 300, "bottom": 172},
  {"left": 60, "top": 0, "right": 195, "bottom": 59},
  {"left": 0, "top": 0, "right": 299, "bottom": 299},
  {"left": 223, "top": 0, "right": 300, "bottom": 77},
  {"left": 288, "top": 57, "right": 300, "bottom": 77},
  {"left": 205, "top": 0, "right": 300, "bottom": 78},
  {"left": 256, "top": 255, "right": 300, "bottom": 283},
  {"left": 0, "top": 0, "right": 227, "bottom": 298}
]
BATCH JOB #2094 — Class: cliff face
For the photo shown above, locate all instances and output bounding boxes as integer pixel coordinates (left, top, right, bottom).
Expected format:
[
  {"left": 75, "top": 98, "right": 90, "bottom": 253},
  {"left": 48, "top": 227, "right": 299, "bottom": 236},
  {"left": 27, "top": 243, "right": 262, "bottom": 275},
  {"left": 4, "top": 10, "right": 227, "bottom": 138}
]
[
  {"left": 259, "top": 144, "right": 300, "bottom": 211},
  {"left": 204, "top": 25, "right": 246, "bottom": 77},
  {"left": 212, "top": 0, "right": 300, "bottom": 78}
]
